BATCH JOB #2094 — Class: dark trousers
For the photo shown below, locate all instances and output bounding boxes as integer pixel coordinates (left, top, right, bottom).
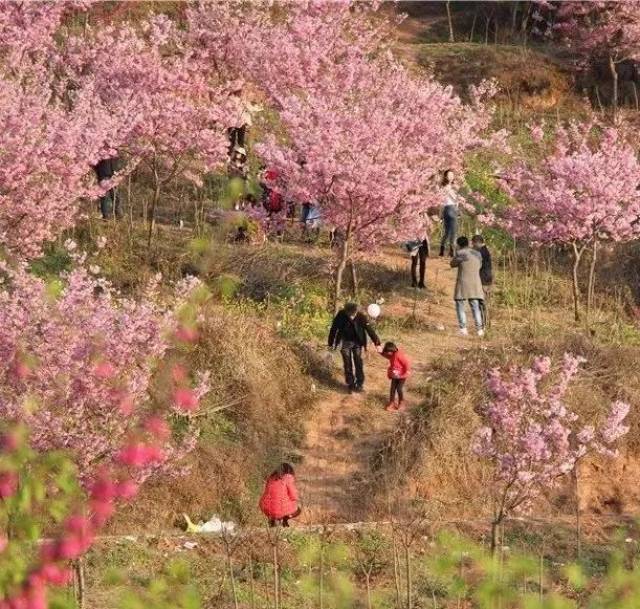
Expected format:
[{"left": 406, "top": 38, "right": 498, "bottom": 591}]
[
  {"left": 268, "top": 507, "right": 302, "bottom": 528},
  {"left": 411, "top": 242, "right": 428, "bottom": 287},
  {"left": 228, "top": 125, "right": 246, "bottom": 153},
  {"left": 390, "top": 378, "right": 406, "bottom": 403},
  {"left": 440, "top": 208, "right": 457, "bottom": 255},
  {"left": 340, "top": 341, "right": 364, "bottom": 388},
  {"left": 99, "top": 189, "right": 122, "bottom": 220}
]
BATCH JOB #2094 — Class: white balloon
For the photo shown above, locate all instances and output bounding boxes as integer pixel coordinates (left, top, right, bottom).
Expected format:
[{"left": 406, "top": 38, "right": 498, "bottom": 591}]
[{"left": 367, "top": 303, "right": 381, "bottom": 319}]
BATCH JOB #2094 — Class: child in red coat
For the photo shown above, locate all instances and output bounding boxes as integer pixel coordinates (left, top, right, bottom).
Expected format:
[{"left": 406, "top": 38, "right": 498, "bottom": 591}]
[
  {"left": 380, "top": 342, "right": 411, "bottom": 412},
  {"left": 259, "top": 463, "right": 301, "bottom": 527}
]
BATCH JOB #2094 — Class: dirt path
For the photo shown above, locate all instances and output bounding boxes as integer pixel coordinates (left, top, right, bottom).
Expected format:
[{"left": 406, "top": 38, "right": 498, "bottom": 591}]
[{"left": 297, "top": 249, "right": 481, "bottom": 523}]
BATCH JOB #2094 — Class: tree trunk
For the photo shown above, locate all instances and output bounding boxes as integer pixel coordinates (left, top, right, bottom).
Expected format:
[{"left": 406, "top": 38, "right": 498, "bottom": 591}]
[
  {"left": 392, "top": 535, "right": 402, "bottom": 609},
  {"left": 469, "top": 8, "right": 478, "bottom": 42},
  {"left": 574, "top": 468, "right": 582, "bottom": 561},
  {"left": 446, "top": 1, "right": 454, "bottom": 42},
  {"left": 273, "top": 538, "right": 280, "bottom": 609},
  {"left": 405, "top": 545, "right": 412, "bottom": 609},
  {"left": 586, "top": 241, "right": 598, "bottom": 322},
  {"left": 74, "top": 558, "right": 86, "bottom": 609},
  {"left": 571, "top": 242, "right": 585, "bottom": 322},
  {"left": 511, "top": 2, "right": 519, "bottom": 38},
  {"left": 595, "top": 85, "right": 605, "bottom": 115},
  {"left": 609, "top": 54, "right": 619, "bottom": 123},
  {"left": 319, "top": 544, "right": 325, "bottom": 609},
  {"left": 521, "top": 2, "right": 531, "bottom": 47},
  {"left": 365, "top": 573, "right": 373, "bottom": 609},
  {"left": 147, "top": 161, "right": 161, "bottom": 249},
  {"left": 490, "top": 519, "right": 499, "bottom": 556},
  {"left": 539, "top": 554, "right": 544, "bottom": 602},
  {"left": 484, "top": 18, "right": 490, "bottom": 45},
  {"left": 126, "top": 173, "right": 133, "bottom": 243},
  {"left": 349, "top": 259, "right": 358, "bottom": 297},
  {"left": 333, "top": 229, "right": 350, "bottom": 313},
  {"left": 227, "top": 553, "right": 240, "bottom": 609}
]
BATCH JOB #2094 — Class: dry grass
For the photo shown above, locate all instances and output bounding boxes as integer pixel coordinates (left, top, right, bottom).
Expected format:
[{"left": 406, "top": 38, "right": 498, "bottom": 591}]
[
  {"left": 370, "top": 331, "right": 640, "bottom": 523},
  {"left": 416, "top": 43, "right": 573, "bottom": 110},
  {"left": 108, "top": 304, "right": 314, "bottom": 532}
]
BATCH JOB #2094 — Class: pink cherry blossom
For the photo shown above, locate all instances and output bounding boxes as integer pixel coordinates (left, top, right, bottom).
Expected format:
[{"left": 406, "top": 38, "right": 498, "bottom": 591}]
[
  {"left": 0, "top": 471, "right": 18, "bottom": 500},
  {"left": 554, "top": 0, "right": 640, "bottom": 121},
  {"left": 173, "top": 387, "right": 199, "bottom": 413},
  {"left": 495, "top": 121, "right": 640, "bottom": 320},
  {"left": 116, "top": 480, "right": 139, "bottom": 501},
  {"left": 473, "top": 353, "right": 630, "bottom": 537},
  {"left": 0, "top": 264, "right": 207, "bottom": 485}
]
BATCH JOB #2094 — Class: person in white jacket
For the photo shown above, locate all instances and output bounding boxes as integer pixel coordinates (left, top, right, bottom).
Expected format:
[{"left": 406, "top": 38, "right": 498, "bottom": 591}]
[
  {"left": 439, "top": 168, "right": 463, "bottom": 257},
  {"left": 228, "top": 85, "right": 263, "bottom": 152}
]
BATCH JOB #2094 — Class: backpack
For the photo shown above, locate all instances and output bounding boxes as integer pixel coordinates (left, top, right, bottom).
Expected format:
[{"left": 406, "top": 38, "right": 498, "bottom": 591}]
[{"left": 403, "top": 240, "right": 422, "bottom": 257}]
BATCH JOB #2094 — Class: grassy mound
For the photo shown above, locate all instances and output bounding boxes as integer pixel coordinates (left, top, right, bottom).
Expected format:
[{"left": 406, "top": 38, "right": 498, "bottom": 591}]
[
  {"left": 109, "top": 305, "right": 314, "bottom": 532},
  {"left": 417, "top": 43, "right": 572, "bottom": 111},
  {"left": 370, "top": 330, "right": 640, "bottom": 522}
]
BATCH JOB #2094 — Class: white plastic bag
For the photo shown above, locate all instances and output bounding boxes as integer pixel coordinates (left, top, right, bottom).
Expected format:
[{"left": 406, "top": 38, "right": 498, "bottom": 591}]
[{"left": 184, "top": 513, "right": 236, "bottom": 535}]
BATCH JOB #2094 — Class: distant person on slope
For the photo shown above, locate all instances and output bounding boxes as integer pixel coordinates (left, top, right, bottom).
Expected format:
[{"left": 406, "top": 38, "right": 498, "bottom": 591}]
[
  {"left": 328, "top": 302, "right": 381, "bottom": 393},
  {"left": 439, "top": 168, "right": 463, "bottom": 257},
  {"left": 379, "top": 342, "right": 411, "bottom": 412},
  {"left": 259, "top": 463, "right": 301, "bottom": 527},
  {"left": 406, "top": 216, "right": 430, "bottom": 288},
  {"left": 94, "top": 156, "right": 122, "bottom": 220},
  {"left": 451, "top": 236, "right": 485, "bottom": 337},
  {"left": 472, "top": 234, "right": 493, "bottom": 328}
]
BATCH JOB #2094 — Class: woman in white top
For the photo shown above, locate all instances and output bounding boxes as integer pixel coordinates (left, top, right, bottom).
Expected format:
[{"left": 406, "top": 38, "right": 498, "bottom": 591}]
[{"left": 439, "top": 168, "right": 462, "bottom": 257}]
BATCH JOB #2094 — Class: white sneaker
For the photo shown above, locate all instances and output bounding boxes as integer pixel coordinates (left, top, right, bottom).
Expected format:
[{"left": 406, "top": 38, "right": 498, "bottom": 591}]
[
  {"left": 477, "top": 329, "right": 485, "bottom": 337},
  {"left": 458, "top": 327, "right": 469, "bottom": 336}
]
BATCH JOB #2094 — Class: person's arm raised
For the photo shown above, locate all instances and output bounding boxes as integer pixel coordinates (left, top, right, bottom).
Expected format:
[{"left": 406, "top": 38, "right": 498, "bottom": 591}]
[{"left": 363, "top": 315, "right": 381, "bottom": 346}]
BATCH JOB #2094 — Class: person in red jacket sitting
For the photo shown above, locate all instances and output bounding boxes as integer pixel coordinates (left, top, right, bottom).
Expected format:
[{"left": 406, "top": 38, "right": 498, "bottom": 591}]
[
  {"left": 379, "top": 342, "right": 411, "bottom": 412},
  {"left": 259, "top": 463, "right": 301, "bottom": 527}
]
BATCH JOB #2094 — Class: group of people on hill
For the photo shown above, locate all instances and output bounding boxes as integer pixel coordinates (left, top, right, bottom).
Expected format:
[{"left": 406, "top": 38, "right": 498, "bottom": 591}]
[
  {"left": 328, "top": 302, "right": 410, "bottom": 411},
  {"left": 259, "top": 303, "right": 412, "bottom": 528},
  {"left": 406, "top": 168, "right": 493, "bottom": 336},
  {"left": 257, "top": 168, "right": 494, "bottom": 528}
]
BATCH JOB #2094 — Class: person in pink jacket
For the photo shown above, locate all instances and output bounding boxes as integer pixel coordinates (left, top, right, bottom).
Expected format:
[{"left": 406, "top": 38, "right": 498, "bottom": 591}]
[
  {"left": 379, "top": 342, "right": 411, "bottom": 412},
  {"left": 259, "top": 463, "right": 301, "bottom": 527}
]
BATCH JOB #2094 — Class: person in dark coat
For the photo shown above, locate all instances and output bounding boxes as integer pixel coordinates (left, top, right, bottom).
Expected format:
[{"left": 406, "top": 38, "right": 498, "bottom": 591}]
[
  {"left": 328, "top": 302, "right": 381, "bottom": 393},
  {"left": 94, "top": 156, "right": 122, "bottom": 220},
  {"left": 472, "top": 234, "right": 493, "bottom": 328}
]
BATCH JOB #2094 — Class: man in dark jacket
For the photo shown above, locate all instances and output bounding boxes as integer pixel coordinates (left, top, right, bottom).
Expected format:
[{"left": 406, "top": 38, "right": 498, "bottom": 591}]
[
  {"left": 472, "top": 234, "right": 493, "bottom": 327},
  {"left": 94, "top": 156, "right": 122, "bottom": 220},
  {"left": 328, "top": 302, "right": 381, "bottom": 393}
]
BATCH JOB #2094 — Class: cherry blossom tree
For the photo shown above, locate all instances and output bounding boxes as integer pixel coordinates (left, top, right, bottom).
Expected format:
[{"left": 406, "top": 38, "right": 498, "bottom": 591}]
[
  {"left": 188, "top": 0, "right": 395, "bottom": 101},
  {"left": 257, "top": 58, "right": 499, "bottom": 308},
  {"left": 500, "top": 121, "right": 640, "bottom": 321},
  {"left": 0, "top": 2, "right": 141, "bottom": 259},
  {"left": 190, "top": 1, "right": 501, "bottom": 306},
  {"left": 0, "top": 253, "right": 210, "bottom": 607},
  {"left": 0, "top": 9, "right": 131, "bottom": 259},
  {"left": 0, "top": 255, "right": 209, "bottom": 485},
  {"left": 472, "top": 353, "right": 630, "bottom": 553},
  {"left": 0, "top": 7, "right": 218, "bottom": 603},
  {"left": 554, "top": 1, "right": 640, "bottom": 121},
  {"left": 0, "top": 73, "right": 137, "bottom": 259},
  {"left": 62, "top": 13, "right": 235, "bottom": 247}
]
